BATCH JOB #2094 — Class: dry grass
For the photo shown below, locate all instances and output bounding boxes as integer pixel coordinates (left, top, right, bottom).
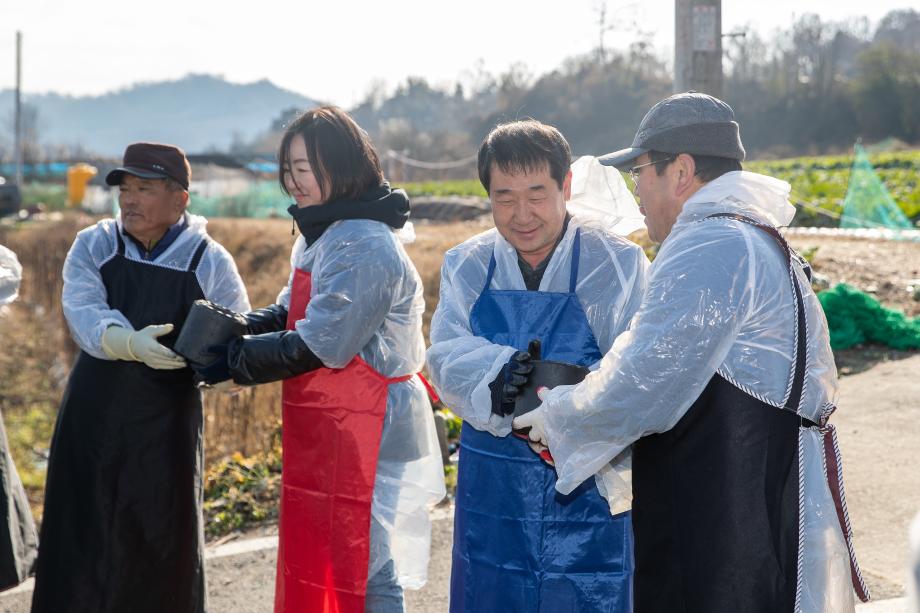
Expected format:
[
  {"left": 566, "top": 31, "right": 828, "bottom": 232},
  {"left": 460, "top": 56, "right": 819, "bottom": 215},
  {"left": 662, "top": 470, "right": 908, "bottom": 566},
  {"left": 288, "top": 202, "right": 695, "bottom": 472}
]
[
  {"left": 0, "top": 216, "right": 90, "bottom": 515},
  {"left": 202, "top": 219, "right": 291, "bottom": 462},
  {"left": 5, "top": 212, "right": 914, "bottom": 519},
  {"left": 0, "top": 214, "right": 494, "bottom": 510}
]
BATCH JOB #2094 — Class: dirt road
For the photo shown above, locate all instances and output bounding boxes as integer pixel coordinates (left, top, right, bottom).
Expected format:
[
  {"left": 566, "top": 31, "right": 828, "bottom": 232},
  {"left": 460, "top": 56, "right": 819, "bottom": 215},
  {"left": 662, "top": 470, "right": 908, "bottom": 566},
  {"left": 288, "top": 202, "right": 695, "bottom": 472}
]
[{"left": 832, "top": 352, "right": 920, "bottom": 599}]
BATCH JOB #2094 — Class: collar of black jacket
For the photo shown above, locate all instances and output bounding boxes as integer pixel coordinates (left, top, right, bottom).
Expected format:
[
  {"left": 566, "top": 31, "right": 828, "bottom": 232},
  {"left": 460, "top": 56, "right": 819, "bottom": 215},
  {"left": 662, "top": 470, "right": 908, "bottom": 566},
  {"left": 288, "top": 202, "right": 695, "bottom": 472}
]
[{"left": 287, "top": 183, "right": 410, "bottom": 246}]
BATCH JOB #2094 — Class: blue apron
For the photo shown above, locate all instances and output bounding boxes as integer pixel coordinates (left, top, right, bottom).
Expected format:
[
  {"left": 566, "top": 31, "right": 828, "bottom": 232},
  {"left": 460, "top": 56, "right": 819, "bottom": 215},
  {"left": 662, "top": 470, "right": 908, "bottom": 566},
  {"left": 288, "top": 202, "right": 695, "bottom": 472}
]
[{"left": 450, "top": 229, "right": 634, "bottom": 613}]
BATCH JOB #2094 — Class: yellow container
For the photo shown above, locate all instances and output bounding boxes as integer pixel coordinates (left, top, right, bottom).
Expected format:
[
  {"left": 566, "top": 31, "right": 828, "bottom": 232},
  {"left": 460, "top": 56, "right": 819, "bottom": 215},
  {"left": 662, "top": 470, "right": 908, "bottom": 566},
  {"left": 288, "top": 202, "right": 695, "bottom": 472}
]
[{"left": 67, "top": 163, "right": 98, "bottom": 207}]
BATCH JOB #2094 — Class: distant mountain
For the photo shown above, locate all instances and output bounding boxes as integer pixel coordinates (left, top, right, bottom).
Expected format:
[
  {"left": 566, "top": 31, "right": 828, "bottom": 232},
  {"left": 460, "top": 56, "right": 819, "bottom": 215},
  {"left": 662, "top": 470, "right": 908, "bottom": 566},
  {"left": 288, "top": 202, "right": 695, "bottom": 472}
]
[{"left": 0, "top": 74, "right": 320, "bottom": 155}]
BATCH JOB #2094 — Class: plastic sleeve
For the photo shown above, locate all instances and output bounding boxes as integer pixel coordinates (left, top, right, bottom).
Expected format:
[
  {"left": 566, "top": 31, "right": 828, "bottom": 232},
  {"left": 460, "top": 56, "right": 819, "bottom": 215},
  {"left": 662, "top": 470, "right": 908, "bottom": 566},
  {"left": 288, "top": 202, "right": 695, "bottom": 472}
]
[
  {"left": 294, "top": 233, "right": 398, "bottom": 369},
  {"left": 426, "top": 250, "right": 516, "bottom": 436},
  {"left": 544, "top": 225, "right": 754, "bottom": 495},
  {"left": 61, "top": 233, "right": 133, "bottom": 359}
]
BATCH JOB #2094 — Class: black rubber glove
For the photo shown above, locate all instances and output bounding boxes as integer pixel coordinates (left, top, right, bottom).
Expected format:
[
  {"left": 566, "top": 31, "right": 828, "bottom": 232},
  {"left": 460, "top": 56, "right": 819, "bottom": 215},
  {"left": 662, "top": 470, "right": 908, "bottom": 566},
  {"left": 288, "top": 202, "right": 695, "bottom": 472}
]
[
  {"left": 225, "top": 330, "right": 324, "bottom": 385},
  {"left": 194, "top": 344, "right": 232, "bottom": 385},
  {"left": 243, "top": 304, "right": 289, "bottom": 335},
  {"left": 489, "top": 350, "right": 534, "bottom": 417}
]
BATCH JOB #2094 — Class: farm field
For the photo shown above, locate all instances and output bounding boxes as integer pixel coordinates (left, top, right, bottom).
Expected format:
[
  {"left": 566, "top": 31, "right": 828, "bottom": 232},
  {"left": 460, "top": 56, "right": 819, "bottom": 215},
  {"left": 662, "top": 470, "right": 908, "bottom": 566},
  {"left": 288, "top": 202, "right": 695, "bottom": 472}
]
[
  {"left": 0, "top": 157, "right": 918, "bottom": 604},
  {"left": 404, "top": 149, "right": 920, "bottom": 227},
  {"left": 0, "top": 213, "right": 917, "bottom": 494},
  {"left": 14, "top": 149, "right": 920, "bottom": 227}
]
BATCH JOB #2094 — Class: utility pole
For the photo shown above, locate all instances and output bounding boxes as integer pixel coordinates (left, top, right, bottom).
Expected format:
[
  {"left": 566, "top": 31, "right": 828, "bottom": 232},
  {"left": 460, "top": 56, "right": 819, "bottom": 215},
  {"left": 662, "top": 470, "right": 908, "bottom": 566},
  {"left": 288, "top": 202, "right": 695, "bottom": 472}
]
[
  {"left": 674, "top": 0, "right": 723, "bottom": 98},
  {"left": 14, "top": 31, "right": 23, "bottom": 186}
]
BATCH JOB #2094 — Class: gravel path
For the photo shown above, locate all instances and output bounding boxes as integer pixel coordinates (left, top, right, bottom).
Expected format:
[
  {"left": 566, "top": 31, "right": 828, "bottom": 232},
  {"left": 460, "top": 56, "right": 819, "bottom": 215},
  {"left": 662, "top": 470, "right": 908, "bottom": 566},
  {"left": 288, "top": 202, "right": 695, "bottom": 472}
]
[
  {"left": 0, "top": 512, "right": 454, "bottom": 613},
  {"left": 0, "top": 500, "right": 911, "bottom": 612}
]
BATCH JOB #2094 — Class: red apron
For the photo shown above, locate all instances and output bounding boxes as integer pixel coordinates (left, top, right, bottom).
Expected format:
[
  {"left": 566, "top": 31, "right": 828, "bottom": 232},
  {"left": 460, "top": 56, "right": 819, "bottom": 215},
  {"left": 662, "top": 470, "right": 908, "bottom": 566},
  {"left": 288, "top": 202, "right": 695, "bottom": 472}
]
[{"left": 274, "top": 268, "right": 411, "bottom": 613}]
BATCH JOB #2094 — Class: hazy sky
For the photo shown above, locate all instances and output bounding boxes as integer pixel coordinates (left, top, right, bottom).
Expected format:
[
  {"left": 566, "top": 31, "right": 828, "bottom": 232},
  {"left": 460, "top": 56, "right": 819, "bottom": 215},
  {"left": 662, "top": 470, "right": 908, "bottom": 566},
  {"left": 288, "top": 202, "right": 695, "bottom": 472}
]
[{"left": 1, "top": 1, "right": 913, "bottom": 107}]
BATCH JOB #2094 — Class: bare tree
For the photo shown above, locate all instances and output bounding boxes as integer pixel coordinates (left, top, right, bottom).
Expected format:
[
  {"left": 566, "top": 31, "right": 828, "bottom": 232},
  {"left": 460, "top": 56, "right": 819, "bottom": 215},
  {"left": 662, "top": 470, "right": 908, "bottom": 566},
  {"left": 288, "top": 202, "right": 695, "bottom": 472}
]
[{"left": 593, "top": 1, "right": 639, "bottom": 64}]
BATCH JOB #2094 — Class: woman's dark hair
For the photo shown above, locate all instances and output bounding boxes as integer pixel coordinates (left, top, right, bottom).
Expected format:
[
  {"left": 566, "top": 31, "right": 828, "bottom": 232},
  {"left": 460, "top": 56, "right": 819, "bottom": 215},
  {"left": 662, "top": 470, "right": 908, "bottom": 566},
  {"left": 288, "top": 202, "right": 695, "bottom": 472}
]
[
  {"left": 649, "top": 150, "right": 742, "bottom": 182},
  {"left": 278, "top": 106, "right": 384, "bottom": 203},
  {"left": 477, "top": 119, "right": 572, "bottom": 192}
]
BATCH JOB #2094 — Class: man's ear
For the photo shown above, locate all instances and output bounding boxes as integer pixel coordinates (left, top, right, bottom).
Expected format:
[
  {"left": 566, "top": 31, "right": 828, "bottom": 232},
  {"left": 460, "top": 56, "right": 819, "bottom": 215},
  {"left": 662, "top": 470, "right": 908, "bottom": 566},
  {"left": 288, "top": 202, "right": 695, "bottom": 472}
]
[
  {"left": 562, "top": 170, "right": 573, "bottom": 200},
  {"left": 674, "top": 153, "right": 697, "bottom": 195},
  {"left": 176, "top": 189, "right": 190, "bottom": 212}
]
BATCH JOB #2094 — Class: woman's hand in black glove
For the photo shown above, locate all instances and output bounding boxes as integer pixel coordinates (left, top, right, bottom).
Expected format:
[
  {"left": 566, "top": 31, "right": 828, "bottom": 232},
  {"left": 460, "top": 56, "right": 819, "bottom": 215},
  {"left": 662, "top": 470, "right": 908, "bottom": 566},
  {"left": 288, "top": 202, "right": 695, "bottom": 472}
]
[
  {"left": 194, "top": 344, "right": 232, "bottom": 385},
  {"left": 225, "top": 330, "right": 324, "bottom": 385}
]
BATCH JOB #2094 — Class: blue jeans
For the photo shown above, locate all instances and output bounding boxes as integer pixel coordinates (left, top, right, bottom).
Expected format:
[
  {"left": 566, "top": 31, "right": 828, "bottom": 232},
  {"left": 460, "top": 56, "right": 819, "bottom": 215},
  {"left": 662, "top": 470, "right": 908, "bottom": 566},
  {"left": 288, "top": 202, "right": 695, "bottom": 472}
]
[{"left": 364, "top": 516, "right": 405, "bottom": 613}]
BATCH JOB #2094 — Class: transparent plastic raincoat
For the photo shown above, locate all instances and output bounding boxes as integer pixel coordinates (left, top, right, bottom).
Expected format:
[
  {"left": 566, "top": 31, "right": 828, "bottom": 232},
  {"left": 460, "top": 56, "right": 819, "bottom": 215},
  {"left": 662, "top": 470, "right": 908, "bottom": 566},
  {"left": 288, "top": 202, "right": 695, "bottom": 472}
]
[
  {"left": 427, "top": 158, "right": 649, "bottom": 612},
  {"left": 276, "top": 219, "right": 445, "bottom": 591},
  {"left": 540, "top": 171, "right": 869, "bottom": 611},
  {"left": 62, "top": 214, "right": 249, "bottom": 356},
  {"left": 427, "top": 217, "right": 648, "bottom": 507},
  {"left": 428, "top": 156, "right": 647, "bottom": 505}
]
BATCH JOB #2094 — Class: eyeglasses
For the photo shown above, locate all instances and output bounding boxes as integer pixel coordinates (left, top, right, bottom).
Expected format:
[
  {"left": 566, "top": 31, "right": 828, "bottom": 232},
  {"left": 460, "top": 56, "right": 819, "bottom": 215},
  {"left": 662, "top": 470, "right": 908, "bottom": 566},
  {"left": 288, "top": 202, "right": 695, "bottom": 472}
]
[{"left": 627, "top": 156, "right": 676, "bottom": 186}]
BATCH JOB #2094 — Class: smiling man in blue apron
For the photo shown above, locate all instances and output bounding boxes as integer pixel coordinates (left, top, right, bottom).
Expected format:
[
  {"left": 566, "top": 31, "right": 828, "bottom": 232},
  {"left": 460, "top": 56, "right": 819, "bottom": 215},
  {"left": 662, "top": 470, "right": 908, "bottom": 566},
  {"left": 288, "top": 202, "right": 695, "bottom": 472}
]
[
  {"left": 30, "top": 143, "right": 250, "bottom": 613},
  {"left": 427, "top": 120, "right": 649, "bottom": 613},
  {"left": 516, "top": 93, "right": 870, "bottom": 613}
]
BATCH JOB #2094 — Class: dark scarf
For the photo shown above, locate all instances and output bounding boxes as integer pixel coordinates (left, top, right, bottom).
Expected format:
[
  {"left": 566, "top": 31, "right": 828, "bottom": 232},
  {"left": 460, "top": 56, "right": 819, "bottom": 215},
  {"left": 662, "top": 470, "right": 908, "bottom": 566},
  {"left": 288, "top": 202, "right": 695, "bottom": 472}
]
[{"left": 288, "top": 183, "right": 410, "bottom": 246}]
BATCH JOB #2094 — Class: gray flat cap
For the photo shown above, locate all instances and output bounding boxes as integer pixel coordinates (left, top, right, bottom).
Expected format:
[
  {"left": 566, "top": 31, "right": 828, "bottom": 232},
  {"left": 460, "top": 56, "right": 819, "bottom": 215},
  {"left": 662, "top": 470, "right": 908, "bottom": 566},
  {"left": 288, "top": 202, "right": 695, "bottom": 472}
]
[{"left": 598, "top": 92, "right": 746, "bottom": 170}]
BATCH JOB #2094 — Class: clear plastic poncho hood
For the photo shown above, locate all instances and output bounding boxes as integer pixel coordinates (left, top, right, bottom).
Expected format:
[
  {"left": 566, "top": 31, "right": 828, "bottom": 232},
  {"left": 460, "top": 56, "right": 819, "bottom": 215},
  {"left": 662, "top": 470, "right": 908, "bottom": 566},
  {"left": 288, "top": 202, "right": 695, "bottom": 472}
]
[{"left": 567, "top": 155, "right": 646, "bottom": 236}]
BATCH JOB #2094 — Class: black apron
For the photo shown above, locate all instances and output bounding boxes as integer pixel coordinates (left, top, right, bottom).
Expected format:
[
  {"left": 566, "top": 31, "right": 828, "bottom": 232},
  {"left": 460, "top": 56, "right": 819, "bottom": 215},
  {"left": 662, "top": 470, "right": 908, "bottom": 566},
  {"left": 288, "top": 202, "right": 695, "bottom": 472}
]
[
  {"left": 632, "top": 215, "right": 813, "bottom": 613},
  {"left": 31, "top": 231, "right": 209, "bottom": 613}
]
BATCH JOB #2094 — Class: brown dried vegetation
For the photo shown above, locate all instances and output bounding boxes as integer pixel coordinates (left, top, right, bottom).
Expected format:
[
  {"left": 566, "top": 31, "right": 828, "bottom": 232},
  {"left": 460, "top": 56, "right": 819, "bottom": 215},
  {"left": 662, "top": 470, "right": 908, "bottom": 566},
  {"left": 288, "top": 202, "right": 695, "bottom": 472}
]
[
  {"left": 0, "top": 215, "right": 489, "bottom": 512},
  {"left": 3, "top": 213, "right": 916, "bottom": 517}
]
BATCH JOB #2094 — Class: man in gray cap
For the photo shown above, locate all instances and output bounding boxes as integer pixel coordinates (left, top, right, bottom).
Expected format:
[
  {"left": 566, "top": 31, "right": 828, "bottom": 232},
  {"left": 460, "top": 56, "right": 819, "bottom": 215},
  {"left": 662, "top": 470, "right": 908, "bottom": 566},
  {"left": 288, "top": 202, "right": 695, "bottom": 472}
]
[
  {"left": 515, "top": 93, "right": 869, "bottom": 612},
  {"left": 31, "top": 142, "right": 249, "bottom": 613}
]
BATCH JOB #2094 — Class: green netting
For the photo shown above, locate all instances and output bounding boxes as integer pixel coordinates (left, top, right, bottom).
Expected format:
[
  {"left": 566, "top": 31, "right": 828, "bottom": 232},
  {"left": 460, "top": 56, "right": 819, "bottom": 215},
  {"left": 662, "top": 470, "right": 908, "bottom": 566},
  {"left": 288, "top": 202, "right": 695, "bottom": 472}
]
[
  {"left": 818, "top": 283, "right": 920, "bottom": 350},
  {"left": 840, "top": 144, "right": 913, "bottom": 230},
  {"left": 189, "top": 181, "right": 292, "bottom": 219}
]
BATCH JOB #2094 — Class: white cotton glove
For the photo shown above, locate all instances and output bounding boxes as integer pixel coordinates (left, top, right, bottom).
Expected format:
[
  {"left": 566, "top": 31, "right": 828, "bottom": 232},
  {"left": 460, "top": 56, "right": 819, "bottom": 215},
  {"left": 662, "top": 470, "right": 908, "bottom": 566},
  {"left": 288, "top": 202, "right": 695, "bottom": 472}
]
[
  {"left": 101, "top": 324, "right": 188, "bottom": 370},
  {"left": 513, "top": 387, "right": 556, "bottom": 464},
  {"left": 513, "top": 387, "right": 552, "bottom": 445}
]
